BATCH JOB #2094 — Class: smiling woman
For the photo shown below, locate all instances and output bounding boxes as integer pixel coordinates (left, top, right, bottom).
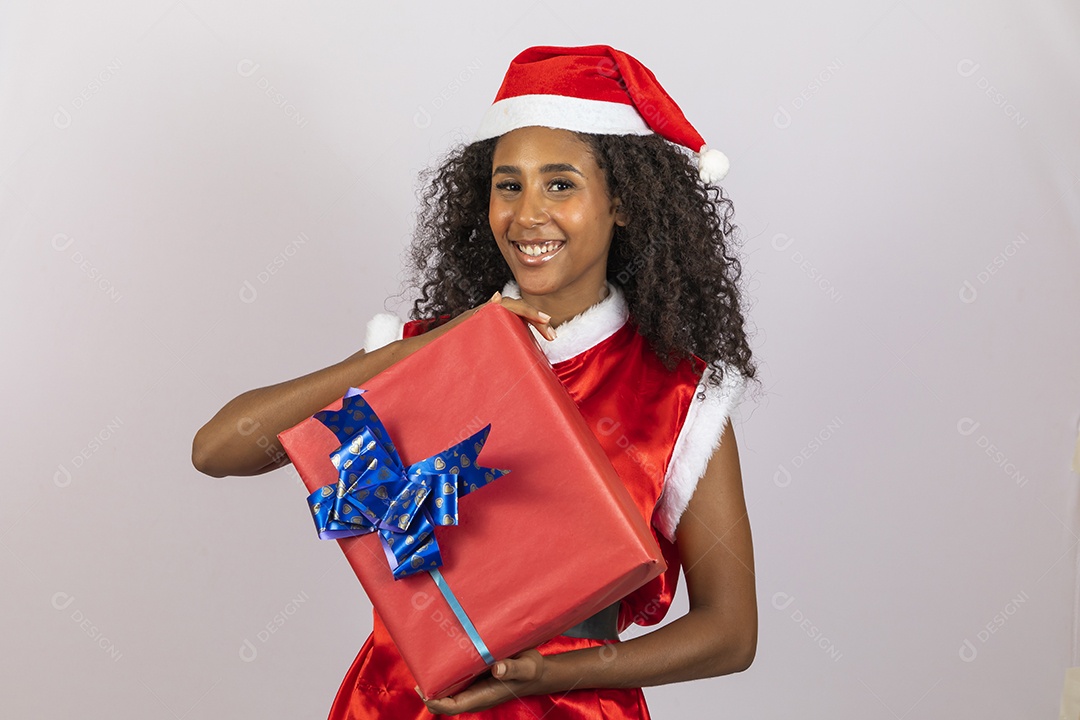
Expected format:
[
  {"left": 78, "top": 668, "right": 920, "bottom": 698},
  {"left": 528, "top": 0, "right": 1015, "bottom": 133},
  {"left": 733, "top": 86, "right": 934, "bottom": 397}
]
[
  {"left": 192, "top": 43, "right": 760, "bottom": 720},
  {"left": 488, "top": 126, "right": 626, "bottom": 323}
]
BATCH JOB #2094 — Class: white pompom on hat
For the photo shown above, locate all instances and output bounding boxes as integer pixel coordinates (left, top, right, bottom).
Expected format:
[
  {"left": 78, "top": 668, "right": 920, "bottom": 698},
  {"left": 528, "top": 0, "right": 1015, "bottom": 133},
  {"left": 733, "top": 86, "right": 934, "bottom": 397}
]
[{"left": 474, "top": 44, "right": 730, "bottom": 183}]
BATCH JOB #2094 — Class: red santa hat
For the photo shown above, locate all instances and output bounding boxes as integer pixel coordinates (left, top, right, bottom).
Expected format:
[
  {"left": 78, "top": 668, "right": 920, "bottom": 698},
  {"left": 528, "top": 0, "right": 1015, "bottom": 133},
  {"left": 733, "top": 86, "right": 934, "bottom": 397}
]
[{"left": 474, "top": 44, "right": 730, "bottom": 183}]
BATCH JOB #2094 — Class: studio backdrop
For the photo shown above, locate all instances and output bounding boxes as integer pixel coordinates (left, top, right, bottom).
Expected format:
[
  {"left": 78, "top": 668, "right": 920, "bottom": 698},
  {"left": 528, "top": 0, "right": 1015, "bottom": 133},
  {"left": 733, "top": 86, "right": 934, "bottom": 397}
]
[{"left": 1, "top": 1, "right": 1077, "bottom": 718}]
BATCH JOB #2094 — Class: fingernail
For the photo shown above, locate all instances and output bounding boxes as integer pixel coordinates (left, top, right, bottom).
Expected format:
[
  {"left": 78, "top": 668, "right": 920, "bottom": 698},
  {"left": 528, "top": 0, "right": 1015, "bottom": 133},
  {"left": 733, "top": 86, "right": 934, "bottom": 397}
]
[
  {"left": 495, "top": 662, "right": 505, "bottom": 676},
  {"left": 537, "top": 311, "right": 551, "bottom": 322},
  {"left": 547, "top": 327, "right": 557, "bottom": 340},
  {"left": 493, "top": 291, "right": 502, "bottom": 301},
  {"left": 414, "top": 685, "right": 423, "bottom": 698}
]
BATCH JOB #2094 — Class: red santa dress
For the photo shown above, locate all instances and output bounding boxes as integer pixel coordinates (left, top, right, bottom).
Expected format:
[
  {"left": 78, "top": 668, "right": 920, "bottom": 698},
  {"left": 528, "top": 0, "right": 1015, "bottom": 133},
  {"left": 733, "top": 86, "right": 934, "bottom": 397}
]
[{"left": 326, "top": 278, "right": 747, "bottom": 720}]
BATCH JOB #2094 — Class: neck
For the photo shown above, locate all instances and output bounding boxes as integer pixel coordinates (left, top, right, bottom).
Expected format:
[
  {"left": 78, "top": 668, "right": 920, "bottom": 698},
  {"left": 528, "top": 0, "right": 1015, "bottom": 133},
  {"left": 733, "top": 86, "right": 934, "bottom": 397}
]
[{"left": 518, "top": 279, "right": 611, "bottom": 329}]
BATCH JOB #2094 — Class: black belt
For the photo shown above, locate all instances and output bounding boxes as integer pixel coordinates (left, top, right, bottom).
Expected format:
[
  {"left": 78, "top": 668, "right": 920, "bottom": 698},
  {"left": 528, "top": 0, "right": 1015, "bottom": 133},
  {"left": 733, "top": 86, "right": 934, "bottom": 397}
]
[{"left": 560, "top": 600, "right": 620, "bottom": 641}]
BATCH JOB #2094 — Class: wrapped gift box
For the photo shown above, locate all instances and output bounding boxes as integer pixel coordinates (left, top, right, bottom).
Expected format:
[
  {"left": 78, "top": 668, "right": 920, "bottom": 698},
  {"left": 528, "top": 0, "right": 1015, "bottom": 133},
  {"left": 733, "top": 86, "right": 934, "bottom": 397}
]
[{"left": 277, "top": 303, "right": 666, "bottom": 699}]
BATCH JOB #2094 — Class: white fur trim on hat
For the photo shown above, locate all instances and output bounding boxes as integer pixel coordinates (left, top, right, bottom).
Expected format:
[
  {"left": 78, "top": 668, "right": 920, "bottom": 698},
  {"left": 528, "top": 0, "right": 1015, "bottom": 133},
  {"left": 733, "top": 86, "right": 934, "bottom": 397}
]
[
  {"left": 500, "top": 279, "right": 628, "bottom": 364},
  {"left": 363, "top": 312, "right": 405, "bottom": 353},
  {"left": 653, "top": 363, "right": 747, "bottom": 543},
  {"left": 475, "top": 94, "right": 653, "bottom": 141}
]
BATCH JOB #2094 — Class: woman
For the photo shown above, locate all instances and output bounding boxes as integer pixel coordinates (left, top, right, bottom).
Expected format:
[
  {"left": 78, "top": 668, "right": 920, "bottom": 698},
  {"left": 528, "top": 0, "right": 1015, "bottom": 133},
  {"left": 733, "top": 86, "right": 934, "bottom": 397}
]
[{"left": 193, "top": 45, "right": 759, "bottom": 719}]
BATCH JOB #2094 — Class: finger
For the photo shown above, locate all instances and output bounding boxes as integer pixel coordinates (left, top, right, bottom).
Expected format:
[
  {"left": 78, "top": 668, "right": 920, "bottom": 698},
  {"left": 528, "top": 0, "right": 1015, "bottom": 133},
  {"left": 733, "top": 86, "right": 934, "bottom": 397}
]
[
  {"left": 469, "top": 291, "right": 502, "bottom": 322},
  {"left": 501, "top": 298, "right": 556, "bottom": 340},
  {"left": 530, "top": 320, "right": 556, "bottom": 342},
  {"left": 422, "top": 680, "right": 500, "bottom": 715},
  {"left": 419, "top": 690, "right": 452, "bottom": 714},
  {"left": 496, "top": 295, "right": 548, "bottom": 323},
  {"left": 493, "top": 657, "right": 536, "bottom": 681}
]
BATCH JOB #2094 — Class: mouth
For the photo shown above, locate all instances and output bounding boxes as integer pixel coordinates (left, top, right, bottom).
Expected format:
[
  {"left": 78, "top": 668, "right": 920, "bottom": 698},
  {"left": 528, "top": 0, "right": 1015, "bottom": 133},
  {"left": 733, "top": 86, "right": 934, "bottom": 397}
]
[{"left": 511, "top": 240, "right": 566, "bottom": 261}]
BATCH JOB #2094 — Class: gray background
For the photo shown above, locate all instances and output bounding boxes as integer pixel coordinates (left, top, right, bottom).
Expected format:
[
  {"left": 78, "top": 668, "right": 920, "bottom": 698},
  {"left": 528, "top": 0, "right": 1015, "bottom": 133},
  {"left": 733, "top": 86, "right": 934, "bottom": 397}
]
[{"left": 2, "top": 1, "right": 1078, "bottom": 718}]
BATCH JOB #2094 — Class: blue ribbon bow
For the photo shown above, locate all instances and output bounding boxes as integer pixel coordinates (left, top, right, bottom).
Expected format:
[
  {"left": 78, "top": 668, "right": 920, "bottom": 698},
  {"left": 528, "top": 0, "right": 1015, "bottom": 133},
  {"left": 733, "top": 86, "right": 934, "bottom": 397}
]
[{"left": 306, "top": 387, "right": 510, "bottom": 581}]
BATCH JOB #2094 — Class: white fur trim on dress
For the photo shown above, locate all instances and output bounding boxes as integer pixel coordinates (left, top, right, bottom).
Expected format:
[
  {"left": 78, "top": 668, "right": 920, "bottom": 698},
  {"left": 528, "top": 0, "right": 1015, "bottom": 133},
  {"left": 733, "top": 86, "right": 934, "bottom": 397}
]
[
  {"left": 363, "top": 312, "right": 405, "bottom": 353},
  {"left": 475, "top": 94, "right": 654, "bottom": 141},
  {"left": 500, "top": 279, "right": 628, "bottom": 365},
  {"left": 653, "top": 363, "right": 748, "bottom": 543}
]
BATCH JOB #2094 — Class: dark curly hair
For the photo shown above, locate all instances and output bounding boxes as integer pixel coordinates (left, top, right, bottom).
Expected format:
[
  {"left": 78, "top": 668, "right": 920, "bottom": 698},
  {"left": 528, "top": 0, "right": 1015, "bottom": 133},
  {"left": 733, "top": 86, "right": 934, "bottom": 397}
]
[{"left": 396, "top": 131, "right": 759, "bottom": 402}]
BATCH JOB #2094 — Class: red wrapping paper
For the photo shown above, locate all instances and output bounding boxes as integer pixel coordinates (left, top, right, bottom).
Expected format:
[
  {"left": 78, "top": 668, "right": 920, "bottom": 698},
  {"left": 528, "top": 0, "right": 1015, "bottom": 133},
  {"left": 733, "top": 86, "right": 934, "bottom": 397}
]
[{"left": 277, "top": 303, "right": 666, "bottom": 699}]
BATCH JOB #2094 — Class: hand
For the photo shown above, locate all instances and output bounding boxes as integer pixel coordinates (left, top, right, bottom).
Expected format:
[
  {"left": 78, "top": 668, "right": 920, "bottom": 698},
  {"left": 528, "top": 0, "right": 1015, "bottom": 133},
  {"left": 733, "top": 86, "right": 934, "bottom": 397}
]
[
  {"left": 415, "top": 647, "right": 550, "bottom": 715},
  {"left": 442, "top": 291, "right": 556, "bottom": 342},
  {"left": 396, "top": 291, "right": 556, "bottom": 363},
  {"left": 485, "top": 291, "right": 558, "bottom": 342}
]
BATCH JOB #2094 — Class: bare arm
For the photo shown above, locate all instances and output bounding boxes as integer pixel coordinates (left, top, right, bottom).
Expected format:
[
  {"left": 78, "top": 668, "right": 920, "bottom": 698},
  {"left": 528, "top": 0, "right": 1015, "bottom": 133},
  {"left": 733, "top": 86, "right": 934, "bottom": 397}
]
[
  {"left": 540, "top": 418, "right": 757, "bottom": 689},
  {"left": 190, "top": 341, "right": 398, "bottom": 478},
  {"left": 420, "top": 419, "right": 756, "bottom": 714},
  {"left": 191, "top": 292, "right": 555, "bottom": 479}
]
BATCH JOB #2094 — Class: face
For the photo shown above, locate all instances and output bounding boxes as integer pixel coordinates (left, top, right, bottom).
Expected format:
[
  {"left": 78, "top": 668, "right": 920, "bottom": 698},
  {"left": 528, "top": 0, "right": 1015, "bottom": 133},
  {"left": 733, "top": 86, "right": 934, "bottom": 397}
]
[{"left": 489, "top": 126, "right": 625, "bottom": 302}]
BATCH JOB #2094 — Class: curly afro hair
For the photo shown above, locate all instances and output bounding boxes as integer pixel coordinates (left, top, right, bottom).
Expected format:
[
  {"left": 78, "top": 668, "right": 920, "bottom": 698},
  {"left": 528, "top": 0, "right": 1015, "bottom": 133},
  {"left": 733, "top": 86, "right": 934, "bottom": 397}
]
[{"left": 399, "top": 130, "right": 758, "bottom": 402}]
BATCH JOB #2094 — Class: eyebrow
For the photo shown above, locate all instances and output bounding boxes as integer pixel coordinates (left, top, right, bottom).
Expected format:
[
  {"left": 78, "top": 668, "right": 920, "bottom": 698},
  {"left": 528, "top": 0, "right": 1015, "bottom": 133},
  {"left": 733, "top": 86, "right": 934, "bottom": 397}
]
[{"left": 492, "top": 163, "right": 584, "bottom": 177}]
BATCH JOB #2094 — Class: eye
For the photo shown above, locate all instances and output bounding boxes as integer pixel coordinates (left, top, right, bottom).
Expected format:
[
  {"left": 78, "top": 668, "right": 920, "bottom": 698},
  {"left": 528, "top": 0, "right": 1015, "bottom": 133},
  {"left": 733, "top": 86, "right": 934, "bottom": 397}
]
[
  {"left": 549, "top": 178, "right": 574, "bottom": 191},
  {"left": 494, "top": 180, "right": 520, "bottom": 192}
]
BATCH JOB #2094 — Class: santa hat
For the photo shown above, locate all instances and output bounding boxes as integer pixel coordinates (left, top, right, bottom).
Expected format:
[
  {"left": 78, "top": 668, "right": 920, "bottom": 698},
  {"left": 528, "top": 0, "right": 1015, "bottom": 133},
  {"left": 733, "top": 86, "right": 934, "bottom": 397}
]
[{"left": 474, "top": 44, "right": 730, "bottom": 183}]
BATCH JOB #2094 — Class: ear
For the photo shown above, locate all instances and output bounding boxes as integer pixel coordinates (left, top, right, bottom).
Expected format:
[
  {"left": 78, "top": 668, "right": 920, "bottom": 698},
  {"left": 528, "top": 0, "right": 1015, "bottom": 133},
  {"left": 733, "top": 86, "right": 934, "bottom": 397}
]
[{"left": 612, "top": 197, "right": 627, "bottom": 227}]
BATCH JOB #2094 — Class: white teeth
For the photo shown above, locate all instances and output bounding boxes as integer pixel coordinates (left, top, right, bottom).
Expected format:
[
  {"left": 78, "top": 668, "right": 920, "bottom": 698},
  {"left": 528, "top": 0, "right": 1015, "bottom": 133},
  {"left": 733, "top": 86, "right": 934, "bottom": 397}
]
[{"left": 515, "top": 242, "right": 562, "bottom": 257}]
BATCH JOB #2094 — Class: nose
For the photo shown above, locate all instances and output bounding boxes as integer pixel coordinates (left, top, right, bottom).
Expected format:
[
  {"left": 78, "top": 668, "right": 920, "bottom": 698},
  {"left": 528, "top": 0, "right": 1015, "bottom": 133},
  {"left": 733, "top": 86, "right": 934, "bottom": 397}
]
[{"left": 514, "top": 182, "right": 549, "bottom": 229}]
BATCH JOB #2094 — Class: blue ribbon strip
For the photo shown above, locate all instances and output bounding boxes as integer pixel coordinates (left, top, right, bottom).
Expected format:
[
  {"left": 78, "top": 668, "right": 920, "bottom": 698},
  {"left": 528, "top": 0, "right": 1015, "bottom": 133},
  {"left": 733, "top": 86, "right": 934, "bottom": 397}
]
[
  {"left": 304, "top": 387, "right": 508, "bottom": 664},
  {"left": 430, "top": 567, "right": 495, "bottom": 665}
]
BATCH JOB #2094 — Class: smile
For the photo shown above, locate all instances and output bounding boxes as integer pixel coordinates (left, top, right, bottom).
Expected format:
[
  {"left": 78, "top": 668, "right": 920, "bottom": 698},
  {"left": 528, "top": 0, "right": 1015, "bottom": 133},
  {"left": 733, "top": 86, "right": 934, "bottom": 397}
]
[{"left": 512, "top": 240, "right": 565, "bottom": 263}]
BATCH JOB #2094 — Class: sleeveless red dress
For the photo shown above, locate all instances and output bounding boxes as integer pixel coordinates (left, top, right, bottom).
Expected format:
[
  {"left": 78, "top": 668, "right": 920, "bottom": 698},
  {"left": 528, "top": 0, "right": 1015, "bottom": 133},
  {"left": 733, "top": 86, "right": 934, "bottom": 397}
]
[{"left": 328, "top": 280, "right": 745, "bottom": 719}]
